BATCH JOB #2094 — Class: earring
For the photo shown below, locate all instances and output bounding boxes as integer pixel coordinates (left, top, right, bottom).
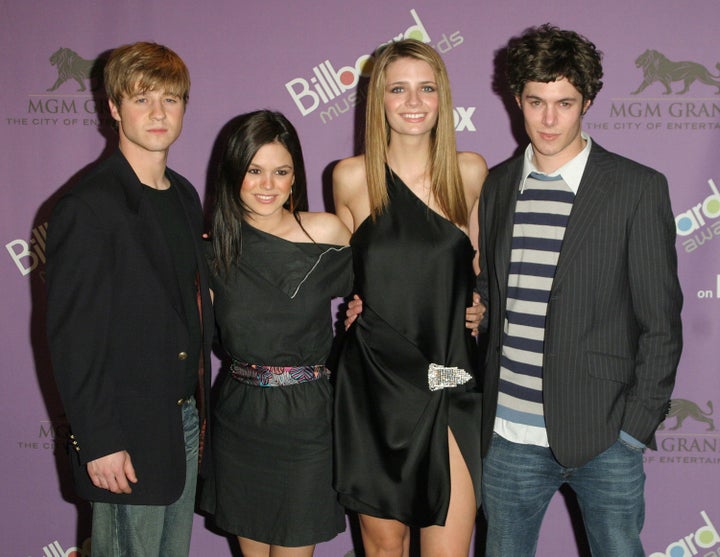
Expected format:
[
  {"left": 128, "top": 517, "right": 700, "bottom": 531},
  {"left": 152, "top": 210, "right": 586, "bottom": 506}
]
[{"left": 288, "top": 187, "right": 294, "bottom": 213}]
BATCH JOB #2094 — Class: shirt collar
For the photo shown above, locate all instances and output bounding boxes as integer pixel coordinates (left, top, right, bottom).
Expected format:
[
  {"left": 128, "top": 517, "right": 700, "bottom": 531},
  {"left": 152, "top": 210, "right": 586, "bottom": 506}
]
[{"left": 520, "top": 132, "right": 592, "bottom": 194}]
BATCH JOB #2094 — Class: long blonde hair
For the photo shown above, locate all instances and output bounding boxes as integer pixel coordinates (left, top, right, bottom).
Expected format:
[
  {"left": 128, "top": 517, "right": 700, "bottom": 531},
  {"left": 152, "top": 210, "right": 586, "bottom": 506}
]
[{"left": 364, "top": 39, "right": 467, "bottom": 226}]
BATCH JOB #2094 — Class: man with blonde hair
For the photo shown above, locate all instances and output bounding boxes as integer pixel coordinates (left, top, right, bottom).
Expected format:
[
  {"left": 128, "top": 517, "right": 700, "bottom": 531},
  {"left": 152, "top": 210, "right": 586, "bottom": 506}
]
[{"left": 46, "top": 42, "right": 212, "bottom": 556}]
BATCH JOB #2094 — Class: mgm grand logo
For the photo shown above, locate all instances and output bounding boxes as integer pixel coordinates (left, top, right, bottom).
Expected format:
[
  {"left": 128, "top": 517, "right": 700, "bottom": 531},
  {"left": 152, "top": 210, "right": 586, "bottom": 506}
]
[
  {"left": 18, "top": 48, "right": 111, "bottom": 128},
  {"left": 604, "top": 50, "right": 720, "bottom": 129},
  {"left": 658, "top": 399, "right": 715, "bottom": 432},
  {"left": 46, "top": 47, "right": 104, "bottom": 92},
  {"left": 648, "top": 399, "right": 719, "bottom": 465},
  {"left": 631, "top": 49, "right": 720, "bottom": 96}
]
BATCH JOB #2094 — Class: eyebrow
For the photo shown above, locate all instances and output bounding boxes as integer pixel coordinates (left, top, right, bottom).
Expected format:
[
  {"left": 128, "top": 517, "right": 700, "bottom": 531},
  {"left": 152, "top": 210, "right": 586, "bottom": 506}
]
[
  {"left": 525, "top": 94, "right": 577, "bottom": 103},
  {"left": 387, "top": 80, "right": 437, "bottom": 86}
]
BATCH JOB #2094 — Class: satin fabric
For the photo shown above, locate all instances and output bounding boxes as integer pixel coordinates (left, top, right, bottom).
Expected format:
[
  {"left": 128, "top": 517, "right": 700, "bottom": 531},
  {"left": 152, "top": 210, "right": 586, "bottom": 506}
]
[{"left": 334, "top": 168, "right": 482, "bottom": 527}]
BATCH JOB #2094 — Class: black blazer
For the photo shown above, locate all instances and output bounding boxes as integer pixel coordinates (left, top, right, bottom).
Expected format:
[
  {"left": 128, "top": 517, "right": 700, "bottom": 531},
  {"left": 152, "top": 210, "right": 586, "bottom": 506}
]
[
  {"left": 46, "top": 150, "right": 213, "bottom": 504},
  {"left": 477, "top": 142, "right": 683, "bottom": 467}
]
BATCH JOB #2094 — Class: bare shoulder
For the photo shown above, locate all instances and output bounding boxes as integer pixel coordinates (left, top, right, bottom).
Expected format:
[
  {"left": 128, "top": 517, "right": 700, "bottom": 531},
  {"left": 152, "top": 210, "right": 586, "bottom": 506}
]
[
  {"left": 298, "top": 211, "right": 351, "bottom": 246},
  {"left": 332, "top": 154, "right": 370, "bottom": 232},
  {"left": 458, "top": 151, "right": 488, "bottom": 197},
  {"left": 333, "top": 155, "right": 366, "bottom": 192}
]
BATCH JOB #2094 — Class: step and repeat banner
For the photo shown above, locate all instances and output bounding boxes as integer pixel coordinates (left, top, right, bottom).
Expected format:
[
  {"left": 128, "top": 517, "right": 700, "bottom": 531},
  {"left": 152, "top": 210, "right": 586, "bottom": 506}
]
[{"left": 1, "top": 1, "right": 718, "bottom": 555}]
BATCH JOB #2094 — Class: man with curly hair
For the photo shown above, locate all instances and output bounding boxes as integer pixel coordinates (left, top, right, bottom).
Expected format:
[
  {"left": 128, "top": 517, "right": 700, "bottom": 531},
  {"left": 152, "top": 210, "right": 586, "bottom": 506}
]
[
  {"left": 477, "top": 24, "right": 683, "bottom": 555},
  {"left": 46, "top": 42, "right": 212, "bottom": 556}
]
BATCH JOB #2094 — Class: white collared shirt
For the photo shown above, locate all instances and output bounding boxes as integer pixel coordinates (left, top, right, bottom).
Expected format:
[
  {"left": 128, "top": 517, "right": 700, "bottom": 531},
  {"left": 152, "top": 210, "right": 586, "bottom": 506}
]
[{"left": 519, "top": 132, "right": 593, "bottom": 194}]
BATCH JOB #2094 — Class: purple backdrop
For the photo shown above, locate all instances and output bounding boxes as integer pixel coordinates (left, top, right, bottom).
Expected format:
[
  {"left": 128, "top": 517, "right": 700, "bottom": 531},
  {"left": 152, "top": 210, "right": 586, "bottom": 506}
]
[{"left": 2, "top": 1, "right": 718, "bottom": 555}]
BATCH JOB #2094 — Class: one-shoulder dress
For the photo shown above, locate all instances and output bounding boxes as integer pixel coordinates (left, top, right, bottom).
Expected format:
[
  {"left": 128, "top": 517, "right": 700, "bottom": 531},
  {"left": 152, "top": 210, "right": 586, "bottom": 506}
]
[
  {"left": 201, "top": 222, "right": 352, "bottom": 546},
  {"left": 333, "top": 168, "right": 482, "bottom": 527}
]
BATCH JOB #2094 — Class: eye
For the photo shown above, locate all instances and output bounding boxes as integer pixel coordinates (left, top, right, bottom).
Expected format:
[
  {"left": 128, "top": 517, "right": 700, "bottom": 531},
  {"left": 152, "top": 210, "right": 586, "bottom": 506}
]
[
  {"left": 389, "top": 86, "right": 404, "bottom": 94},
  {"left": 276, "top": 169, "right": 289, "bottom": 176},
  {"left": 247, "top": 168, "right": 261, "bottom": 175},
  {"left": 421, "top": 85, "right": 436, "bottom": 93}
]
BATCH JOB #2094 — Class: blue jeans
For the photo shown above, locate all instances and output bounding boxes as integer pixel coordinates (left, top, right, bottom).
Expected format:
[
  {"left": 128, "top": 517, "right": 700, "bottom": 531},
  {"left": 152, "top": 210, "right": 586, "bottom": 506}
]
[
  {"left": 91, "top": 398, "right": 199, "bottom": 557},
  {"left": 482, "top": 433, "right": 646, "bottom": 557}
]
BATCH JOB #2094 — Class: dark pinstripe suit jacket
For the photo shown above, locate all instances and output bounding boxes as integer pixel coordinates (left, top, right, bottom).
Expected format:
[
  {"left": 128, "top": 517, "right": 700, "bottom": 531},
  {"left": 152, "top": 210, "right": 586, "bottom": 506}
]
[{"left": 477, "top": 142, "right": 683, "bottom": 467}]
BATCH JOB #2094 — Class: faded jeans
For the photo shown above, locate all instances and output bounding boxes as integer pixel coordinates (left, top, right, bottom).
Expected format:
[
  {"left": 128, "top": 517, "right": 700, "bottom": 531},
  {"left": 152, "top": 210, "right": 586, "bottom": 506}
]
[
  {"left": 90, "top": 398, "right": 199, "bottom": 557},
  {"left": 482, "top": 433, "right": 646, "bottom": 557}
]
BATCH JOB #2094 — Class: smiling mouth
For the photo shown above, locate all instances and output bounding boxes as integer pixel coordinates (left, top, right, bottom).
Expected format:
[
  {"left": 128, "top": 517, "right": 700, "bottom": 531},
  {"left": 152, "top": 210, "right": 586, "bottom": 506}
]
[{"left": 401, "top": 113, "right": 427, "bottom": 121}]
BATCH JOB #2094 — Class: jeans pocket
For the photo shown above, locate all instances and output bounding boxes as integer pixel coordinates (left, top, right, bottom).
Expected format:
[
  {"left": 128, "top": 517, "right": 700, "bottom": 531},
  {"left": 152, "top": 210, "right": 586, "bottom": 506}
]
[{"left": 619, "top": 438, "right": 645, "bottom": 453}]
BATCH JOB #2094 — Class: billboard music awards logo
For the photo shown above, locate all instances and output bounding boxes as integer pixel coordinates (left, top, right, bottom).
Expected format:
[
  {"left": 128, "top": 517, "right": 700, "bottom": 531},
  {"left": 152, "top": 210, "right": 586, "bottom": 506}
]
[
  {"left": 24, "top": 537, "right": 91, "bottom": 557},
  {"left": 6, "top": 221, "right": 48, "bottom": 279},
  {"left": 4, "top": 47, "right": 112, "bottom": 130},
  {"left": 645, "top": 398, "right": 719, "bottom": 467},
  {"left": 648, "top": 511, "right": 720, "bottom": 557},
  {"left": 675, "top": 178, "right": 720, "bottom": 254},
  {"left": 284, "top": 8, "right": 476, "bottom": 131},
  {"left": 584, "top": 49, "right": 720, "bottom": 133}
]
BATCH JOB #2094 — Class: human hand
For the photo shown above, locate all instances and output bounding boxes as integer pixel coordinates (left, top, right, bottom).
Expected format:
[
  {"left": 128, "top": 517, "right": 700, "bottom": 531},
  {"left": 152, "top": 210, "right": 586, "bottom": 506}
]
[
  {"left": 465, "top": 292, "right": 486, "bottom": 337},
  {"left": 86, "top": 450, "right": 138, "bottom": 494},
  {"left": 344, "top": 294, "right": 363, "bottom": 330}
]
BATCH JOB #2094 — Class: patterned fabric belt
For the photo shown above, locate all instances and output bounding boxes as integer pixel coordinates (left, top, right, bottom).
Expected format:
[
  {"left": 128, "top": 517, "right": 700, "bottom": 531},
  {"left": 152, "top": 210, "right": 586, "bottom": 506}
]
[
  {"left": 427, "top": 363, "right": 473, "bottom": 391},
  {"left": 230, "top": 360, "right": 330, "bottom": 387}
]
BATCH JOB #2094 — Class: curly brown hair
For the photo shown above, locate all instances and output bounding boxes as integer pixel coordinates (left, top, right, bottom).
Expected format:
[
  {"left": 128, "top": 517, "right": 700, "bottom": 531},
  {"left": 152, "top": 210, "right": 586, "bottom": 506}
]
[{"left": 506, "top": 24, "right": 603, "bottom": 103}]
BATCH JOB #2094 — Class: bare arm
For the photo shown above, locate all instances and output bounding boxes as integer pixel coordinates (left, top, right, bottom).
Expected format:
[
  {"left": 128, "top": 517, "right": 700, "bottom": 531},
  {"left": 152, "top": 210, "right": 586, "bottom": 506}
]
[{"left": 460, "top": 151, "right": 489, "bottom": 335}]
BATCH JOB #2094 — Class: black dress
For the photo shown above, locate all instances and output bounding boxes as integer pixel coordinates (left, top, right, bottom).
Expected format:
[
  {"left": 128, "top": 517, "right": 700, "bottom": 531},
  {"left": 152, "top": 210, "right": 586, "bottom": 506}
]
[
  {"left": 200, "top": 222, "right": 351, "bottom": 546},
  {"left": 333, "top": 168, "right": 482, "bottom": 527}
]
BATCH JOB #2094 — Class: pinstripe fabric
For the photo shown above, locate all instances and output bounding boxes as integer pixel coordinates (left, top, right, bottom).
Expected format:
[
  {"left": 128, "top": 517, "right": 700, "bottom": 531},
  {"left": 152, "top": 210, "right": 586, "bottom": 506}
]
[{"left": 477, "top": 142, "right": 683, "bottom": 467}]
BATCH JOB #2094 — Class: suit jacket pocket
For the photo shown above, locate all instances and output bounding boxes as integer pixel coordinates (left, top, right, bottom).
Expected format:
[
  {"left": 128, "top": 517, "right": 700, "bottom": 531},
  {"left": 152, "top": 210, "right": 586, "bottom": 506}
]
[{"left": 586, "top": 351, "right": 635, "bottom": 384}]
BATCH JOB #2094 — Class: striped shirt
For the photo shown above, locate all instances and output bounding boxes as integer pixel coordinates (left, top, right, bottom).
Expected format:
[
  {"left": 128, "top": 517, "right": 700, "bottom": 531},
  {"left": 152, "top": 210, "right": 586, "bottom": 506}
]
[{"left": 495, "top": 174, "right": 575, "bottom": 443}]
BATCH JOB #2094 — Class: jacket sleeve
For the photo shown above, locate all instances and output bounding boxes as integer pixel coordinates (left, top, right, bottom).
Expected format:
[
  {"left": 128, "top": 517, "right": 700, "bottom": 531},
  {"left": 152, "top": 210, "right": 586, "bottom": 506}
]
[
  {"left": 46, "top": 194, "right": 127, "bottom": 464},
  {"left": 623, "top": 171, "right": 683, "bottom": 445}
]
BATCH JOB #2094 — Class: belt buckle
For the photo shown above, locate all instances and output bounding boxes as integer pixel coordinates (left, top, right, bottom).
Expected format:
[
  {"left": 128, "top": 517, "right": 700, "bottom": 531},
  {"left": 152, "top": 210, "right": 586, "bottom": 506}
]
[{"left": 427, "top": 363, "right": 472, "bottom": 391}]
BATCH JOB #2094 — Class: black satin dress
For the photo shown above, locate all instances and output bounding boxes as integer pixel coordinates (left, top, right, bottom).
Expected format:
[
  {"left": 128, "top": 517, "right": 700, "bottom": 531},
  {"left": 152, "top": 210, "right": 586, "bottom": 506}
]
[{"left": 333, "top": 168, "right": 482, "bottom": 527}]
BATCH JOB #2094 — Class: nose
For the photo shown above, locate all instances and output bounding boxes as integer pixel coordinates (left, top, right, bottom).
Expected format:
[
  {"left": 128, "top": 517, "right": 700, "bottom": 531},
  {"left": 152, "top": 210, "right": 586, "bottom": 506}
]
[
  {"left": 406, "top": 89, "right": 421, "bottom": 107},
  {"left": 259, "top": 173, "right": 273, "bottom": 189},
  {"left": 149, "top": 100, "right": 166, "bottom": 120},
  {"left": 542, "top": 105, "right": 557, "bottom": 126}
]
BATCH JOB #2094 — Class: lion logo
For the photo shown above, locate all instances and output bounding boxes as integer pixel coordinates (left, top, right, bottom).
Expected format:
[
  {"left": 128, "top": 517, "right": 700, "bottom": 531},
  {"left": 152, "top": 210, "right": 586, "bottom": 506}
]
[
  {"left": 47, "top": 48, "right": 98, "bottom": 92},
  {"left": 658, "top": 399, "right": 715, "bottom": 431},
  {"left": 631, "top": 50, "right": 720, "bottom": 95}
]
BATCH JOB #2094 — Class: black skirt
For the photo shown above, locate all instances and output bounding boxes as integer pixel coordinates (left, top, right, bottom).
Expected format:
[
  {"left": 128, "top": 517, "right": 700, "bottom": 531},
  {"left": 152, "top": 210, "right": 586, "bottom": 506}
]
[{"left": 200, "top": 375, "right": 346, "bottom": 546}]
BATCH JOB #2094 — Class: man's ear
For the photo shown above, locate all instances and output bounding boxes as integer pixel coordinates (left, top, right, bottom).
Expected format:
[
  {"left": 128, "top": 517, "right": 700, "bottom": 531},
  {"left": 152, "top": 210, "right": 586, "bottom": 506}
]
[
  {"left": 108, "top": 99, "right": 121, "bottom": 122},
  {"left": 581, "top": 99, "right": 592, "bottom": 116}
]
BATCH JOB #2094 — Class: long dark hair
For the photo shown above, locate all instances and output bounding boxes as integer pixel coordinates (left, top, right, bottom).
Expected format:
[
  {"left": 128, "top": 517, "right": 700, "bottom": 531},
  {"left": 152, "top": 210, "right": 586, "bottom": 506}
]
[{"left": 211, "top": 110, "right": 308, "bottom": 274}]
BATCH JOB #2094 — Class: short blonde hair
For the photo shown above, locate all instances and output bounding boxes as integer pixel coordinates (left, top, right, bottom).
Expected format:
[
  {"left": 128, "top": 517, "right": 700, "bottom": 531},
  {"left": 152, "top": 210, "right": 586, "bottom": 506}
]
[
  {"left": 104, "top": 42, "right": 190, "bottom": 106},
  {"left": 364, "top": 39, "right": 466, "bottom": 225}
]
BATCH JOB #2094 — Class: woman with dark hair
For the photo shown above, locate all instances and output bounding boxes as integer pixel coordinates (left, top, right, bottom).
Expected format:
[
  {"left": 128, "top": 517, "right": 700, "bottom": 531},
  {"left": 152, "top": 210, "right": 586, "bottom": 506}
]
[
  {"left": 333, "top": 39, "right": 487, "bottom": 556},
  {"left": 201, "top": 110, "right": 350, "bottom": 557}
]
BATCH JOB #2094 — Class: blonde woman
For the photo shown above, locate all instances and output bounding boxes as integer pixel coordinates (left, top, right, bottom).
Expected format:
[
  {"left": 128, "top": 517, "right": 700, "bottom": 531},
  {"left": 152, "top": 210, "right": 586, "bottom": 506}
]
[{"left": 333, "top": 39, "right": 487, "bottom": 556}]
